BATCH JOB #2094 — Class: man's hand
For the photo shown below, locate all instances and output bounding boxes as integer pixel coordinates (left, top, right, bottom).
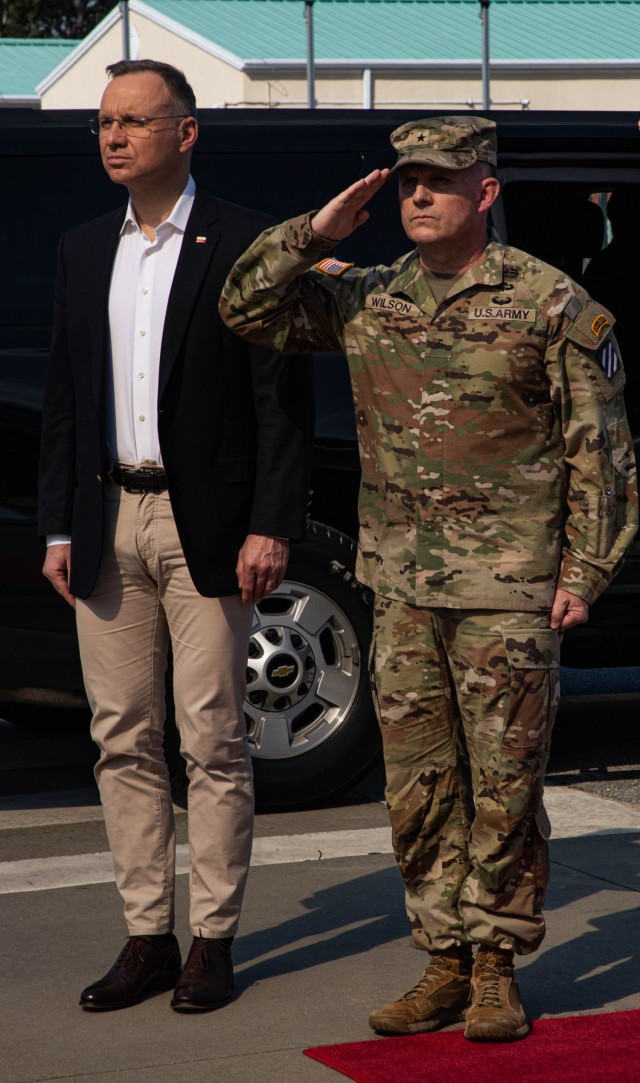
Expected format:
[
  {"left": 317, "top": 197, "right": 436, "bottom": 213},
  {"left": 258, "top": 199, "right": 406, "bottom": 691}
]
[
  {"left": 236, "top": 534, "right": 289, "bottom": 605},
  {"left": 550, "top": 588, "right": 589, "bottom": 631},
  {"left": 311, "top": 169, "right": 390, "bottom": 242},
  {"left": 42, "top": 543, "right": 75, "bottom": 609}
]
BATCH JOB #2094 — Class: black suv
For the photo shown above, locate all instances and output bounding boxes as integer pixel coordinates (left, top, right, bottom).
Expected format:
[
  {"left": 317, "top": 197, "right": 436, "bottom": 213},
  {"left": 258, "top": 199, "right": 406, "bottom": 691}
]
[{"left": 1, "top": 109, "right": 639, "bottom": 808}]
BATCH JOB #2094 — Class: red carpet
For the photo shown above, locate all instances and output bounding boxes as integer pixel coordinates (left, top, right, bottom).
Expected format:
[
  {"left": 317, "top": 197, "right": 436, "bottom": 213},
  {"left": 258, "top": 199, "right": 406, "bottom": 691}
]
[{"left": 304, "top": 1010, "right": 640, "bottom": 1082}]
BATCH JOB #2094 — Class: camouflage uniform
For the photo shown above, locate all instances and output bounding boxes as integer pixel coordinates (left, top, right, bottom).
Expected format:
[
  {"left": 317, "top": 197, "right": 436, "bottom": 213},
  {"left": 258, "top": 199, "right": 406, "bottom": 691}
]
[
  {"left": 371, "top": 601, "right": 558, "bottom": 953},
  {"left": 219, "top": 118, "right": 638, "bottom": 955}
]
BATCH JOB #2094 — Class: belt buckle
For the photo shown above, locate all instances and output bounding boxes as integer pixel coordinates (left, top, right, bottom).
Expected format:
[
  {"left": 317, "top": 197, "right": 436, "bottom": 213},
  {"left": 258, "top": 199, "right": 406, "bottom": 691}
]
[
  {"left": 122, "top": 477, "right": 145, "bottom": 494},
  {"left": 123, "top": 466, "right": 162, "bottom": 494}
]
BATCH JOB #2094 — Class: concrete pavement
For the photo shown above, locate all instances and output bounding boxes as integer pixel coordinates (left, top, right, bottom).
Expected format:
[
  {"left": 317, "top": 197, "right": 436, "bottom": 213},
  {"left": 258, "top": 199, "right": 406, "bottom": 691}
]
[{"left": 1, "top": 771, "right": 639, "bottom": 1083}]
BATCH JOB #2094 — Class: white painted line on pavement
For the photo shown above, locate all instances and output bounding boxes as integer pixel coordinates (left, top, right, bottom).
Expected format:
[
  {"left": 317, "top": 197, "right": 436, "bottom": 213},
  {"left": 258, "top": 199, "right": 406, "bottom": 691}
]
[
  {"left": 249, "top": 828, "right": 392, "bottom": 866},
  {"left": 1, "top": 789, "right": 639, "bottom": 896},
  {"left": 0, "top": 829, "right": 393, "bottom": 895},
  {"left": 1, "top": 850, "right": 116, "bottom": 894}
]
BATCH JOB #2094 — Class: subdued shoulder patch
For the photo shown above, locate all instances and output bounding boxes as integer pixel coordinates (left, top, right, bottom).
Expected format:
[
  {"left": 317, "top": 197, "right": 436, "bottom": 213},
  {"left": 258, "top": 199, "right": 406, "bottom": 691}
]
[
  {"left": 597, "top": 339, "right": 622, "bottom": 379},
  {"left": 564, "top": 296, "right": 582, "bottom": 321},
  {"left": 573, "top": 329, "right": 626, "bottom": 405},
  {"left": 565, "top": 298, "right": 616, "bottom": 350},
  {"left": 591, "top": 313, "right": 612, "bottom": 339},
  {"left": 314, "top": 257, "right": 354, "bottom": 277}
]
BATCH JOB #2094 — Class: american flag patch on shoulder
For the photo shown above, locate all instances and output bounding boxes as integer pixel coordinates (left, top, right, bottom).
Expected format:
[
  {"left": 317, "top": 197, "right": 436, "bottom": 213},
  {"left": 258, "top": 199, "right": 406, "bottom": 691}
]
[
  {"left": 314, "top": 257, "right": 354, "bottom": 277},
  {"left": 597, "top": 340, "right": 621, "bottom": 378}
]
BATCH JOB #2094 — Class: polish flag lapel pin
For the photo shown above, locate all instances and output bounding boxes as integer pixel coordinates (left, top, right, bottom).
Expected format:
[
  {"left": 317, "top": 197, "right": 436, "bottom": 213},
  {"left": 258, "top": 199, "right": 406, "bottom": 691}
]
[{"left": 195, "top": 235, "right": 207, "bottom": 244}]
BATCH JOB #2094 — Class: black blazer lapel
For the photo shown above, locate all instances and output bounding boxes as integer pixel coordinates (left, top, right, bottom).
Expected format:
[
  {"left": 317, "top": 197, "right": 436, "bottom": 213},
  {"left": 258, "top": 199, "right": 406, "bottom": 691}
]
[
  {"left": 89, "top": 208, "right": 127, "bottom": 412},
  {"left": 158, "top": 189, "right": 222, "bottom": 400}
]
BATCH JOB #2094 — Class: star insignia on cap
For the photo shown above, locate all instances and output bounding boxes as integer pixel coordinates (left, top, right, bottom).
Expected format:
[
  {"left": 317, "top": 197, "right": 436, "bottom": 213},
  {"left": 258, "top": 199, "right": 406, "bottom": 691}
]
[{"left": 417, "top": 133, "right": 425, "bottom": 142}]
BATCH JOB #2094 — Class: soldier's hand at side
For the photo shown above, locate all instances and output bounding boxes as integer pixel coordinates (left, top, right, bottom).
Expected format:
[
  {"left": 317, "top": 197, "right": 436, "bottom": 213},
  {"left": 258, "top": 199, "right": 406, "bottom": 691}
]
[
  {"left": 550, "top": 588, "right": 589, "bottom": 631},
  {"left": 42, "top": 543, "right": 76, "bottom": 609},
  {"left": 236, "top": 534, "right": 289, "bottom": 605},
  {"left": 311, "top": 169, "right": 390, "bottom": 242}
]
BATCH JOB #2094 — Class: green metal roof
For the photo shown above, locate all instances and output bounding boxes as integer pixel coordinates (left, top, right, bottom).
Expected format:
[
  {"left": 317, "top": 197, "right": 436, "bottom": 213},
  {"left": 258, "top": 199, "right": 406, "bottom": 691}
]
[
  {"left": 143, "top": 0, "right": 640, "bottom": 62},
  {"left": 0, "top": 39, "right": 79, "bottom": 97}
]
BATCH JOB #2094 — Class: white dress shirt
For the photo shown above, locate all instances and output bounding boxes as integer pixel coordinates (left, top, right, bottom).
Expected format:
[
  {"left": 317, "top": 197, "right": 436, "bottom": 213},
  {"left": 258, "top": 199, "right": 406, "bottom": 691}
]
[
  {"left": 47, "top": 176, "right": 195, "bottom": 547},
  {"left": 105, "top": 174, "right": 196, "bottom": 466}
]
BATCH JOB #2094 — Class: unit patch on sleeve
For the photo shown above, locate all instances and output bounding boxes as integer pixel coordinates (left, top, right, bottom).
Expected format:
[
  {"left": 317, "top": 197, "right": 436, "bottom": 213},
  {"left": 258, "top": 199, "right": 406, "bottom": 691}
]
[
  {"left": 314, "top": 257, "right": 354, "bottom": 277},
  {"left": 591, "top": 313, "right": 611, "bottom": 339},
  {"left": 598, "top": 339, "right": 621, "bottom": 378},
  {"left": 566, "top": 300, "right": 616, "bottom": 349}
]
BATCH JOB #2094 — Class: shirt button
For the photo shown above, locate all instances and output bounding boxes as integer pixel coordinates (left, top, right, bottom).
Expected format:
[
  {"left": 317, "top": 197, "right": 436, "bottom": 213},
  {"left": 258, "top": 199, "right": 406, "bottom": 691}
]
[
  {"left": 142, "top": 288, "right": 149, "bottom": 295},
  {"left": 140, "top": 329, "right": 146, "bottom": 337},
  {"left": 138, "top": 372, "right": 144, "bottom": 379},
  {"left": 138, "top": 415, "right": 145, "bottom": 422}
]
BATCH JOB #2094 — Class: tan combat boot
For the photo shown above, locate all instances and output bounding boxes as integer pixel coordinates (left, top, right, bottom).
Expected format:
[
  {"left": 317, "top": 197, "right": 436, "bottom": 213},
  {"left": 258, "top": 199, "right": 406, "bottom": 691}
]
[
  {"left": 368, "top": 950, "right": 472, "bottom": 1035},
  {"left": 464, "top": 946, "right": 530, "bottom": 1041}
]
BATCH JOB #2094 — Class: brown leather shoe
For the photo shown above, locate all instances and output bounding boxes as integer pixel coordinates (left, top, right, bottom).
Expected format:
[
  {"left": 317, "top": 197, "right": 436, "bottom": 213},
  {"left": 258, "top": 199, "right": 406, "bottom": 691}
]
[
  {"left": 79, "top": 935, "right": 182, "bottom": 1011},
  {"left": 170, "top": 935, "right": 234, "bottom": 1013},
  {"left": 368, "top": 951, "right": 472, "bottom": 1035},
  {"left": 464, "top": 947, "right": 530, "bottom": 1041}
]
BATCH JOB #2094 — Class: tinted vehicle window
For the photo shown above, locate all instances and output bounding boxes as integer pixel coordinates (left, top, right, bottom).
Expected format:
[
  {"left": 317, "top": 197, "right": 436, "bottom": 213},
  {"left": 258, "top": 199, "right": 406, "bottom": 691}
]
[
  {"left": 0, "top": 138, "right": 407, "bottom": 344},
  {"left": 0, "top": 155, "right": 122, "bottom": 341}
]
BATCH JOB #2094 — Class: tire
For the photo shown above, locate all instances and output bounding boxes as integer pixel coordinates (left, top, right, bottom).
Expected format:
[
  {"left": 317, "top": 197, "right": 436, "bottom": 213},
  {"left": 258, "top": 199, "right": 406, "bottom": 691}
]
[{"left": 164, "top": 520, "right": 380, "bottom": 811}]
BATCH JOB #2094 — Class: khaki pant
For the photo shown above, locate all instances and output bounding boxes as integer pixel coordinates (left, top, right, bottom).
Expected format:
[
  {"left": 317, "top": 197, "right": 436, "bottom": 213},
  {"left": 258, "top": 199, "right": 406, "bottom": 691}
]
[
  {"left": 371, "top": 598, "right": 561, "bottom": 956},
  {"left": 76, "top": 486, "right": 253, "bottom": 938}
]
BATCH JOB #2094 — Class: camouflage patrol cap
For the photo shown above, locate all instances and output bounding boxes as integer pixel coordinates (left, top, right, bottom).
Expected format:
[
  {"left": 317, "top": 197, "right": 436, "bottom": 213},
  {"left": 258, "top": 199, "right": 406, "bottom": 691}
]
[{"left": 389, "top": 115, "right": 497, "bottom": 173}]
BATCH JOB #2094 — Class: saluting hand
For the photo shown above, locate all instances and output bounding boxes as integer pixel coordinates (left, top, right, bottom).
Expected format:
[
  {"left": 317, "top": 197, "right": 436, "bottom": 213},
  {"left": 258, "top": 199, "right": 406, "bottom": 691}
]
[
  {"left": 311, "top": 169, "right": 390, "bottom": 243},
  {"left": 236, "top": 534, "right": 289, "bottom": 605}
]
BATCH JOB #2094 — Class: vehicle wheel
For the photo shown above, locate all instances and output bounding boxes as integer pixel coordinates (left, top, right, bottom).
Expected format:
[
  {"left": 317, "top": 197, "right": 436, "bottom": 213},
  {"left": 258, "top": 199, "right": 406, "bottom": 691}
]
[
  {"left": 248, "top": 520, "right": 379, "bottom": 809},
  {"left": 164, "top": 521, "right": 380, "bottom": 811}
]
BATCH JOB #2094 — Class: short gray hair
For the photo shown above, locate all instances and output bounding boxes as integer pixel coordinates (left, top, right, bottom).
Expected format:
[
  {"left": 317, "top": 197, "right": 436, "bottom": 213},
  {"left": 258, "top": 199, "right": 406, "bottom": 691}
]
[{"left": 106, "top": 59, "right": 197, "bottom": 117}]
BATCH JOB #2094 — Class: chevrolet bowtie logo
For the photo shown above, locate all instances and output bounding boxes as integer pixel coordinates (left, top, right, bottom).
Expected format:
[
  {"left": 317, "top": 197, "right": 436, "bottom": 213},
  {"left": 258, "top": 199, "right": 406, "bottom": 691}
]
[{"left": 272, "top": 665, "right": 295, "bottom": 679}]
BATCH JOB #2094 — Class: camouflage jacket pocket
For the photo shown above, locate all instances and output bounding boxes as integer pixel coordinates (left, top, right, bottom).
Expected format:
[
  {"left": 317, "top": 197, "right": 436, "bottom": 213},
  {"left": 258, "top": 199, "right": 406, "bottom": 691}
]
[
  {"left": 502, "top": 627, "right": 560, "bottom": 672},
  {"left": 587, "top": 489, "right": 615, "bottom": 558},
  {"left": 501, "top": 627, "right": 560, "bottom": 755}
]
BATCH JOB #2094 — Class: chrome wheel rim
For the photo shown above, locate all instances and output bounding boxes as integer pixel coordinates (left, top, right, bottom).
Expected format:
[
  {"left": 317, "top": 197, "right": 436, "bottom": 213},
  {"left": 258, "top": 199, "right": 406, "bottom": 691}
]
[{"left": 246, "top": 580, "right": 362, "bottom": 760}]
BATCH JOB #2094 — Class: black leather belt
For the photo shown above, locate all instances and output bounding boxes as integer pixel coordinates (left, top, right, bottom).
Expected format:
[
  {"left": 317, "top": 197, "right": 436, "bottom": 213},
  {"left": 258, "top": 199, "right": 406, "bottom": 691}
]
[{"left": 106, "top": 463, "right": 168, "bottom": 494}]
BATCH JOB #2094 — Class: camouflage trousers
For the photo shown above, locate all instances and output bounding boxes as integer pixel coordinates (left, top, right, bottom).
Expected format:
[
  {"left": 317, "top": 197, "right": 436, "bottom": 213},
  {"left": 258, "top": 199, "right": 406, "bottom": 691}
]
[{"left": 370, "top": 598, "right": 561, "bottom": 956}]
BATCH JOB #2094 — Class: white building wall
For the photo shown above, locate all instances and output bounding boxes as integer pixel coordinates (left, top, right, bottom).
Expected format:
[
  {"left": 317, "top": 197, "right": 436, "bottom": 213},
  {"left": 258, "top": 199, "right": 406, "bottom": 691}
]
[
  {"left": 241, "top": 69, "right": 640, "bottom": 111},
  {"left": 503, "top": 70, "right": 640, "bottom": 111},
  {"left": 39, "top": 8, "right": 640, "bottom": 112},
  {"left": 41, "top": 22, "right": 124, "bottom": 109},
  {"left": 41, "top": 12, "right": 245, "bottom": 110}
]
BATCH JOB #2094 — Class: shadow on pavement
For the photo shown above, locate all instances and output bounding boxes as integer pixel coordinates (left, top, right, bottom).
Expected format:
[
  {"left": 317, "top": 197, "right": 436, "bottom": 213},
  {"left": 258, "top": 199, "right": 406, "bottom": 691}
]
[
  {"left": 235, "top": 830, "right": 640, "bottom": 1020},
  {"left": 235, "top": 863, "right": 405, "bottom": 988},
  {"left": 523, "top": 903, "right": 640, "bottom": 1015}
]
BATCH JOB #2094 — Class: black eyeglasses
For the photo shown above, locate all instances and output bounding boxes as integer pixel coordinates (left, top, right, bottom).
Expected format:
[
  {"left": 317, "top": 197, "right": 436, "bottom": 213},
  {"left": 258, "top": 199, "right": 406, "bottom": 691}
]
[{"left": 88, "top": 114, "right": 188, "bottom": 138}]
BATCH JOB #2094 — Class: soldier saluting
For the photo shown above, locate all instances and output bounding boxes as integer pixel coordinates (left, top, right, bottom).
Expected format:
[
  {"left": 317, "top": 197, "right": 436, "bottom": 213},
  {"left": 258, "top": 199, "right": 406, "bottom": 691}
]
[{"left": 220, "top": 117, "right": 638, "bottom": 1041}]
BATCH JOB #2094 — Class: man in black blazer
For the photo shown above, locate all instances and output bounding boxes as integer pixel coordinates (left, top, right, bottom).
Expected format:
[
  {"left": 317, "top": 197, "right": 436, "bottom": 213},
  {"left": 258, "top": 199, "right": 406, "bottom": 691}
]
[{"left": 38, "top": 59, "right": 312, "bottom": 1014}]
